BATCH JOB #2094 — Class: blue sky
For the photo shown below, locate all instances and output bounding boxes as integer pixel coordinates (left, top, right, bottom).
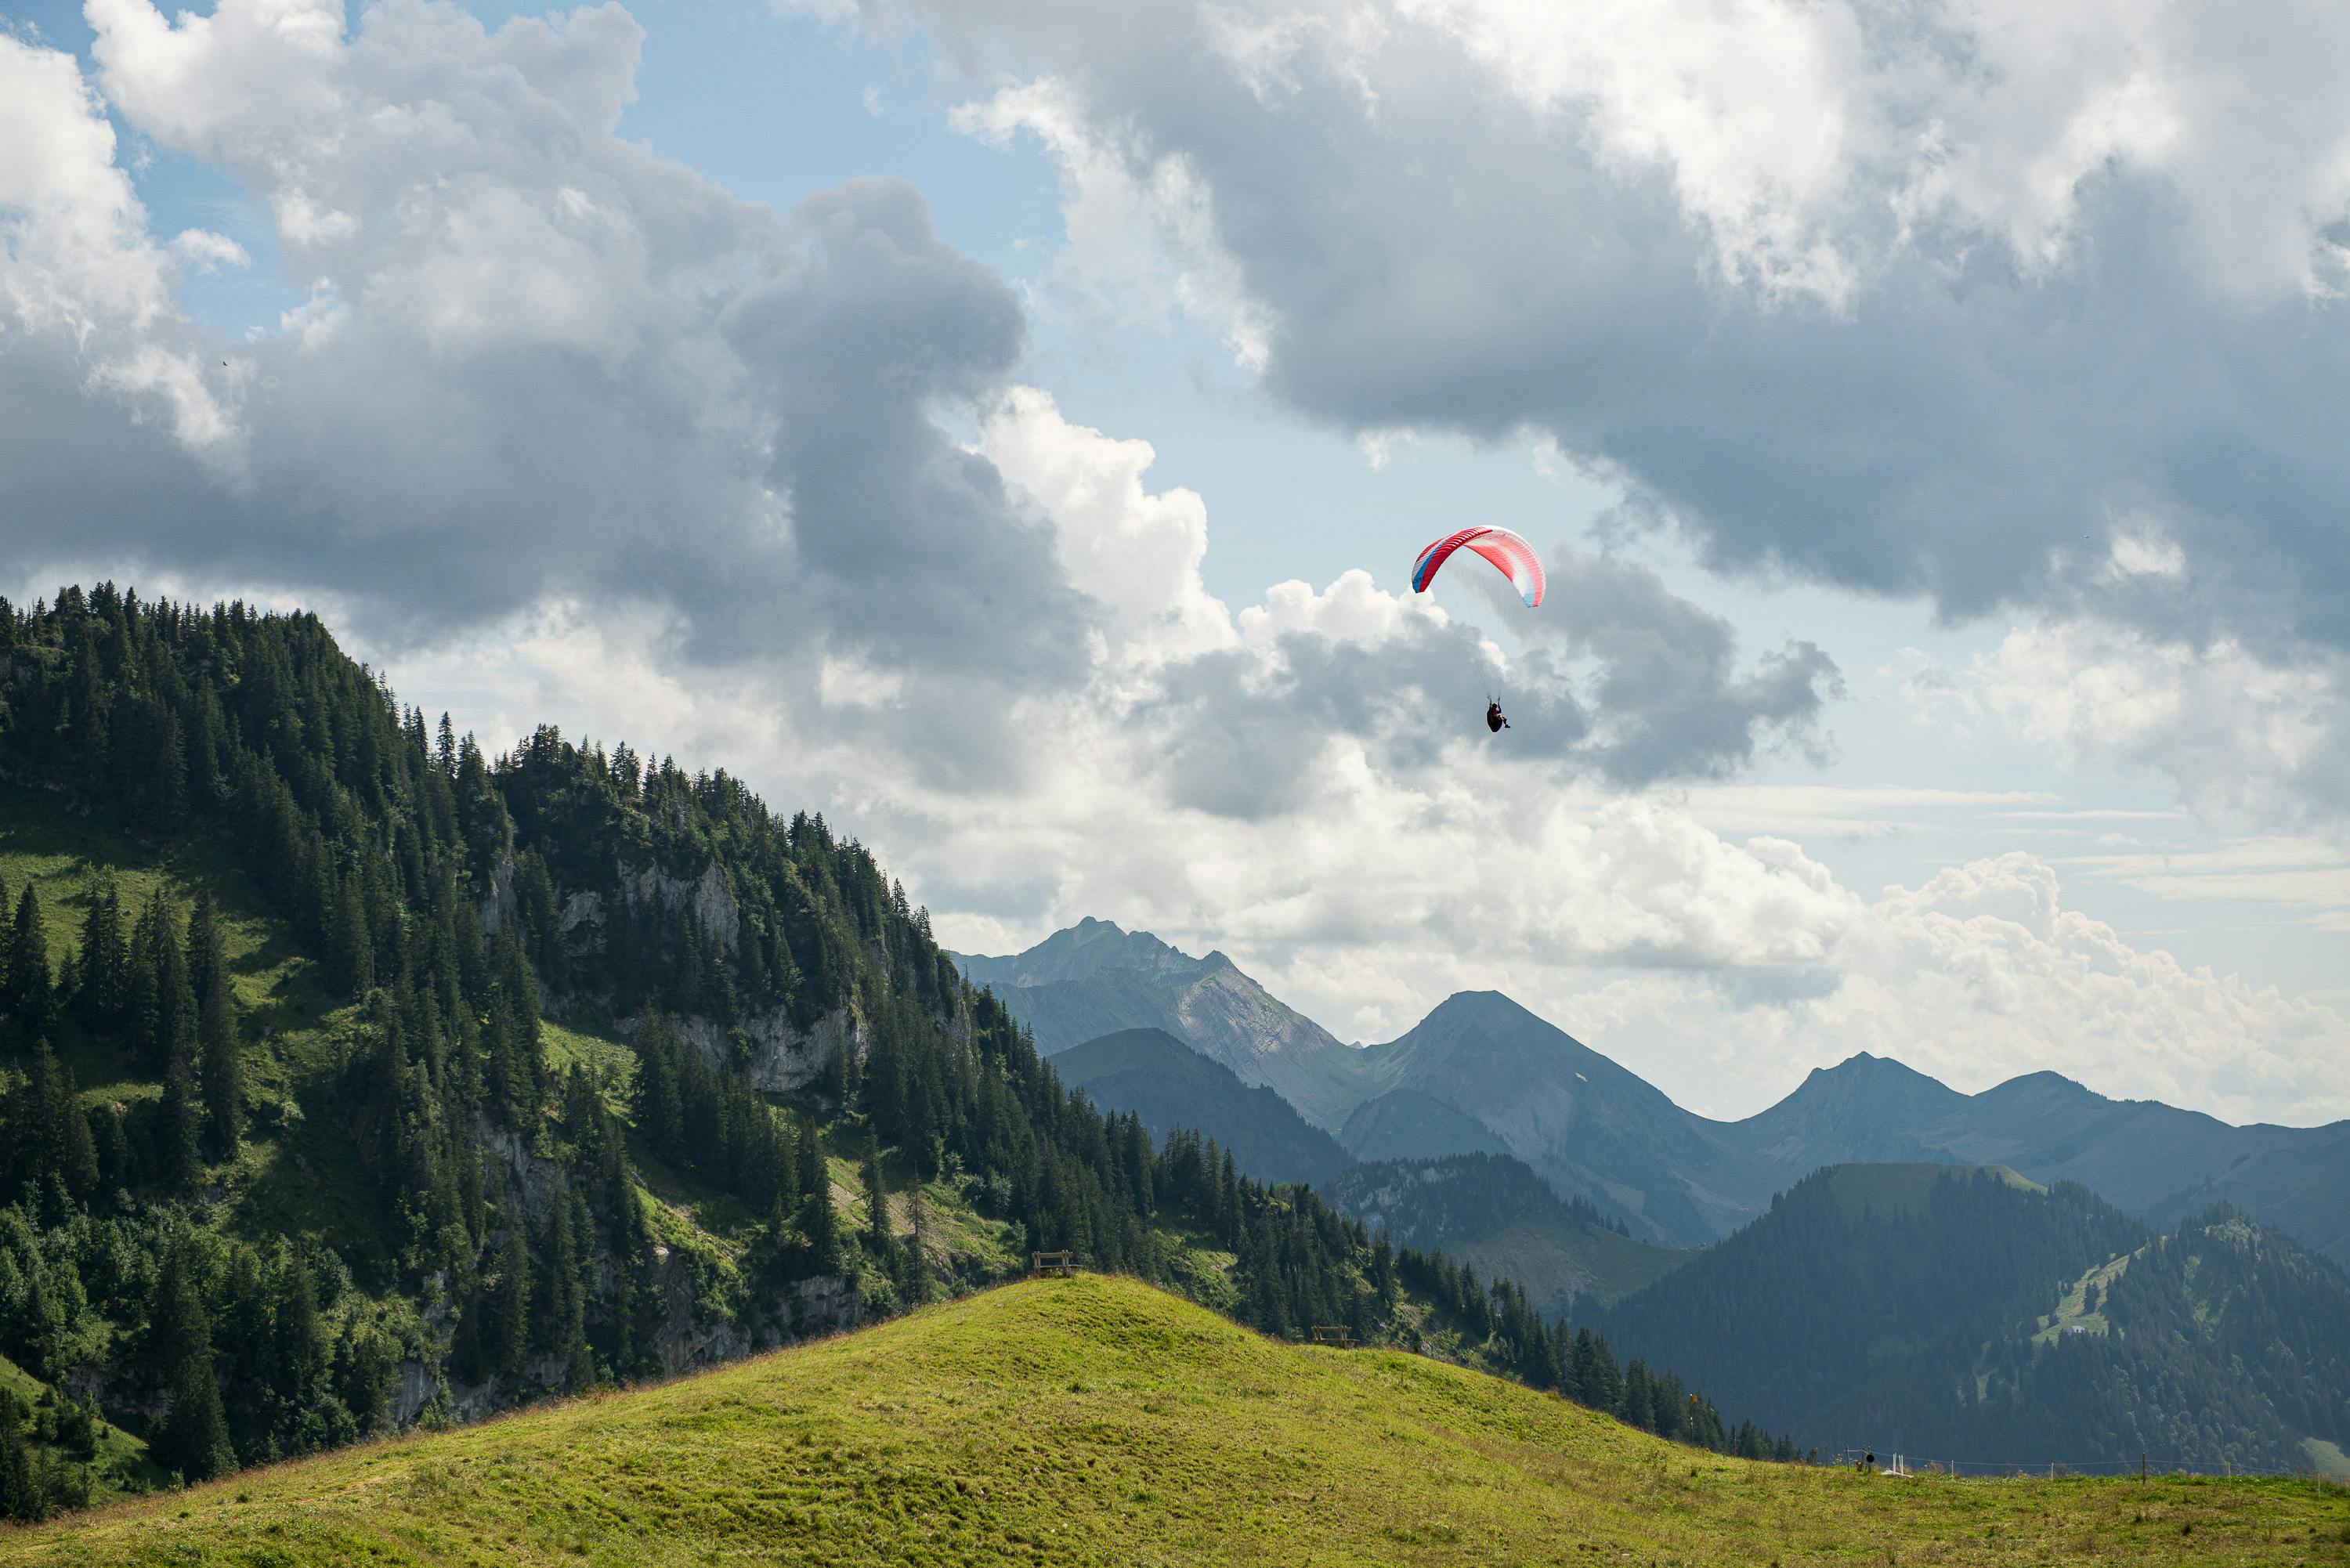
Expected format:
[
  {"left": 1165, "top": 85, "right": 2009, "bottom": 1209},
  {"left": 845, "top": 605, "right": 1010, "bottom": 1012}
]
[{"left": 2, "top": 0, "right": 2345, "bottom": 1122}]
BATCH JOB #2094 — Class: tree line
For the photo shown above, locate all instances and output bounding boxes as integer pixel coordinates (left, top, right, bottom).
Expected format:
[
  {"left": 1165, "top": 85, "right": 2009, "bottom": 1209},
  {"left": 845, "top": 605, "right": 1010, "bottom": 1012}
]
[{"left": 0, "top": 585, "right": 1790, "bottom": 1516}]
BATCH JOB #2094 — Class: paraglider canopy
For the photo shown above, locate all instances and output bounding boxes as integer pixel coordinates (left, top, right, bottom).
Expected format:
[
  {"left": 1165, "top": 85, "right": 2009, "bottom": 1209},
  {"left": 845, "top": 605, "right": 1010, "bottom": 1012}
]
[{"left": 1412, "top": 526, "right": 1545, "bottom": 607}]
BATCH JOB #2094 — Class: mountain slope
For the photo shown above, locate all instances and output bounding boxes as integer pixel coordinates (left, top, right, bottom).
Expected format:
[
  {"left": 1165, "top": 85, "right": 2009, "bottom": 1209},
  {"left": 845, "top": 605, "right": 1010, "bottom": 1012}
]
[
  {"left": 0, "top": 587, "right": 1778, "bottom": 1522},
  {"left": 953, "top": 919, "right": 1367, "bottom": 1127},
  {"left": 966, "top": 931, "right": 2349, "bottom": 1264},
  {"left": 1589, "top": 1165, "right": 2350, "bottom": 1473},
  {"left": 6, "top": 1274, "right": 2336, "bottom": 1568},
  {"left": 1327, "top": 1153, "right": 1687, "bottom": 1315},
  {"left": 1337, "top": 1086, "right": 1509, "bottom": 1163},
  {"left": 1723, "top": 1057, "right": 2350, "bottom": 1266},
  {"left": 1338, "top": 992, "right": 1773, "bottom": 1248},
  {"left": 1050, "top": 1028, "right": 1350, "bottom": 1187}
]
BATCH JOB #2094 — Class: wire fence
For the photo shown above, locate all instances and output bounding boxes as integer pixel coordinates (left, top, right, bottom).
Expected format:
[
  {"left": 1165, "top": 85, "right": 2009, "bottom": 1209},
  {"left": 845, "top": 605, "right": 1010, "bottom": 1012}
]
[{"left": 1828, "top": 1448, "right": 2350, "bottom": 1487}]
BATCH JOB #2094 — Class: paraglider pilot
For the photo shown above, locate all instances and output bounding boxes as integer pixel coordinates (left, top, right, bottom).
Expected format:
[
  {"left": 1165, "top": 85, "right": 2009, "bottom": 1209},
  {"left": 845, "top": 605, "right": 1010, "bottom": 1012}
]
[{"left": 1486, "top": 701, "right": 1509, "bottom": 733}]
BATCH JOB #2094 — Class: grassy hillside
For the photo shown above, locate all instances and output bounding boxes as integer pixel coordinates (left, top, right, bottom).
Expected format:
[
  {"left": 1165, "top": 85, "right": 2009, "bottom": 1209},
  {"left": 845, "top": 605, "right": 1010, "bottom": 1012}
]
[{"left": 2, "top": 1274, "right": 2341, "bottom": 1567}]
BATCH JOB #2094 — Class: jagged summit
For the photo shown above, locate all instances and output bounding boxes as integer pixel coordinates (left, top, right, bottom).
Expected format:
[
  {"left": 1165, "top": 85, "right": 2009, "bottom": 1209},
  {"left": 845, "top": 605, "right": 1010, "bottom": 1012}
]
[
  {"left": 950, "top": 919, "right": 1366, "bottom": 1129},
  {"left": 956, "top": 916, "right": 1197, "bottom": 988}
]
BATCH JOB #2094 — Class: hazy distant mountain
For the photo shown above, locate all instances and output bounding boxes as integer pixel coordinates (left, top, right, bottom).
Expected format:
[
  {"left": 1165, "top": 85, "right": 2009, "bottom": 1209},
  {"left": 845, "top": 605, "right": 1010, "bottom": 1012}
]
[
  {"left": 1336, "top": 992, "right": 1777, "bottom": 1248},
  {"left": 1326, "top": 1152, "right": 1687, "bottom": 1316},
  {"left": 1050, "top": 1028, "right": 1351, "bottom": 1188},
  {"left": 1587, "top": 1165, "right": 2350, "bottom": 1473},
  {"left": 953, "top": 919, "right": 1367, "bottom": 1127},
  {"left": 1339, "top": 1087, "right": 1509, "bottom": 1163},
  {"left": 967, "top": 923, "right": 2350, "bottom": 1264},
  {"left": 1730, "top": 1057, "right": 2350, "bottom": 1267}
]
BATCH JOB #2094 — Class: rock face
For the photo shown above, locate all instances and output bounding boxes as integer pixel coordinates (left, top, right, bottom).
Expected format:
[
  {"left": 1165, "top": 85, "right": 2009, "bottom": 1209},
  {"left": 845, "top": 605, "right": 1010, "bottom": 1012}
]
[
  {"left": 623, "top": 860, "right": 741, "bottom": 954},
  {"left": 664, "top": 1003, "right": 861, "bottom": 1099},
  {"left": 953, "top": 919, "right": 1369, "bottom": 1129}
]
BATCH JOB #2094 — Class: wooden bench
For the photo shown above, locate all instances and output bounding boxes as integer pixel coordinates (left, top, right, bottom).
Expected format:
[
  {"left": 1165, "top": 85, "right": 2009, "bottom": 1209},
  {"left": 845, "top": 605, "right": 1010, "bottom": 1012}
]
[
  {"left": 1032, "top": 1250, "right": 1076, "bottom": 1277},
  {"left": 1310, "top": 1324, "right": 1355, "bottom": 1347}
]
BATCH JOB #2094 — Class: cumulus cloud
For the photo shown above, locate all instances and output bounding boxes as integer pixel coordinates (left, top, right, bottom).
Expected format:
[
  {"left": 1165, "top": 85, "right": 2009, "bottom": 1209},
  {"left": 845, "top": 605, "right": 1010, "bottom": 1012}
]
[
  {"left": 1517, "top": 547, "right": 1840, "bottom": 783},
  {"left": 1, "top": 0, "right": 1108, "bottom": 790},
  {"left": 10, "top": 0, "right": 2344, "bottom": 1125},
  {"left": 840, "top": 0, "right": 2350, "bottom": 687},
  {"left": 363, "top": 389, "right": 2348, "bottom": 1124},
  {"left": 1560, "top": 851, "right": 2350, "bottom": 1125},
  {"left": 1909, "top": 619, "right": 2350, "bottom": 831}
]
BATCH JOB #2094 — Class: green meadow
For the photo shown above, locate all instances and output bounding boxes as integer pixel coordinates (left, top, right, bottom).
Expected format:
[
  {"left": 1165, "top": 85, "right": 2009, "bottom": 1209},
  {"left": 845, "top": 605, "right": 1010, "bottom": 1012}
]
[{"left": 4, "top": 1274, "right": 2341, "bottom": 1567}]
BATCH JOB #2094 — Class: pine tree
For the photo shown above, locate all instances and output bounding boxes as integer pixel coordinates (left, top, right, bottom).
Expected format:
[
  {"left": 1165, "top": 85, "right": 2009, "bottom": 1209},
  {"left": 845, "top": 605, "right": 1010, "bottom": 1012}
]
[
  {"left": 329, "top": 871, "right": 374, "bottom": 998},
  {"left": 158, "top": 1040, "right": 205, "bottom": 1192},
  {"left": 800, "top": 1122, "right": 841, "bottom": 1274},
  {"left": 185, "top": 890, "right": 226, "bottom": 1010},
  {"left": 5, "top": 883, "right": 51, "bottom": 1034},
  {"left": 860, "top": 1133, "right": 893, "bottom": 1264},
  {"left": 272, "top": 1241, "right": 324, "bottom": 1424},
  {"left": 0, "top": 1391, "right": 36, "bottom": 1522},
  {"left": 150, "top": 1230, "right": 234, "bottom": 1482},
  {"left": 538, "top": 1197, "right": 592, "bottom": 1389},
  {"left": 196, "top": 969, "right": 243, "bottom": 1158},
  {"left": 495, "top": 1220, "right": 531, "bottom": 1382},
  {"left": 74, "top": 877, "right": 126, "bottom": 1030}
]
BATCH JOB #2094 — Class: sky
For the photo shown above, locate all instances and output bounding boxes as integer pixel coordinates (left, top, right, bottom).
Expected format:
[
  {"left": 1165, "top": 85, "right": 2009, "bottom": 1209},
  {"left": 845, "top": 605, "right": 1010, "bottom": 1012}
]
[{"left": 2, "top": 0, "right": 2348, "bottom": 1126}]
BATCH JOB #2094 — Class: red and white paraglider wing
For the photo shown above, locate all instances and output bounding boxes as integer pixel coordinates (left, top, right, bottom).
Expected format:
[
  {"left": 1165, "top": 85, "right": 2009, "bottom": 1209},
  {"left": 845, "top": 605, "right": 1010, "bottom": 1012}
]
[{"left": 1410, "top": 526, "right": 1545, "bottom": 607}]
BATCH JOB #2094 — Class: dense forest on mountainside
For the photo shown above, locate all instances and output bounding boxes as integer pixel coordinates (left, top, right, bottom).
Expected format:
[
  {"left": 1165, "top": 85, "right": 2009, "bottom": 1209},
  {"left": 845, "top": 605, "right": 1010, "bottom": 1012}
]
[
  {"left": 1328, "top": 1153, "right": 1684, "bottom": 1317},
  {"left": 1050, "top": 1028, "right": 1350, "bottom": 1187},
  {"left": 0, "top": 586, "right": 1779, "bottom": 1518},
  {"left": 1589, "top": 1165, "right": 2350, "bottom": 1473}
]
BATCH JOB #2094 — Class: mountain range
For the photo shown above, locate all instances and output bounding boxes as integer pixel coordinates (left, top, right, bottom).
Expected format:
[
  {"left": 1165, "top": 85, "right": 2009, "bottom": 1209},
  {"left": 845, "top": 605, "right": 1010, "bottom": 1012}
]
[
  {"left": 1586, "top": 1164, "right": 2350, "bottom": 1473},
  {"left": 956, "top": 924, "right": 2350, "bottom": 1265}
]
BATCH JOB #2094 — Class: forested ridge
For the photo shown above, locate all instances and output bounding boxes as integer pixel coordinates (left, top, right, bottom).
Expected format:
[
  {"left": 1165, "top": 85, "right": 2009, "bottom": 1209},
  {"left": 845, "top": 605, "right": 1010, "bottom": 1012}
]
[
  {"left": 0, "top": 585, "right": 1781, "bottom": 1519},
  {"left": 1588, "top": 1166, "right": 2350, "bottom": 1472}
]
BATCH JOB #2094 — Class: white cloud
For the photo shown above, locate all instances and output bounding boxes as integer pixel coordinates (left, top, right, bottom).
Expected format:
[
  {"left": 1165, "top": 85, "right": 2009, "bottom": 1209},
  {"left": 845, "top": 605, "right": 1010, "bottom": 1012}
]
[
  {"left": 851, "top": 0, "right": 2350, "bottom": 690},
  {"left": 166, "top": 229, "right": 251, "bottom": 272},
  {"left": 1918, "top": 619, "right": 2350, "bottom": 832},
  {"left": 359, "top": 390, "right": 2348, "bottom": 1126},
  {"left": 0, "top": 32, "right": 230, "bottom": 447},
  {"left": 977, "top": 385, "right": 1235, "bottom": 670},
  {"left": 949, "top": 77, "right": 1273, "bottom": 368},
  {"left": 1549, "top": 851, "right": 2350, "bottom": 1125},
  {"left": 2102, "top": 521, "right": 2188, "bottom": 582}
]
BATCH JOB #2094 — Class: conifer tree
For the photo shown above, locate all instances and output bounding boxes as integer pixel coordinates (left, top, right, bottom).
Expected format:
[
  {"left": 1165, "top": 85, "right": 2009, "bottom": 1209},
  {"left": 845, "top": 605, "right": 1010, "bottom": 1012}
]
[
  {"left": 184, "top": 890, "right": 225, "bottom": 1010},
  {"left": 0, "top": 1392, "right": 36, "bottom": 1523},
  {"left": 800, "top": 1122, "right": 841, "bottom": 1274},
  {"left": 861, "top": 1133, "right": 893, "bottom": 1266},
  {"left": 150, "top": 1230, "right": 233, "bottom": 1482},
  {"left": 538, "top": 1197, "right": 592, "bottom": 1389},
  {"left": 494, "top": 1220, "right": 531, "bottom": 1382},
  {"left": 74, "top": 877, "right": 126, "bottom": 1031},
  {"left": 196, "top": 970, "right": 243, "bottom": 1159},
  {"left": 273, "top": 1241, "right": 324, "bottom": 1424},
  {"left": 157, "top": 1042, "right": 205, "bottom": 1193},
  {"left": 5, "top": 883, "right": 50, "bottom": 1034},
  {"left": 328, "top": 872, "right": 374, "bottom": 998}
]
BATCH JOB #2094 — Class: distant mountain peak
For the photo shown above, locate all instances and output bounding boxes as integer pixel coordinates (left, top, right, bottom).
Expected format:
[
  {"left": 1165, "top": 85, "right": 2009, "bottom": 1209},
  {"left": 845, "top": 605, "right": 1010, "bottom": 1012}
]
[{"left": 955, "top": 917, "right": 1198, "bottom": 988}]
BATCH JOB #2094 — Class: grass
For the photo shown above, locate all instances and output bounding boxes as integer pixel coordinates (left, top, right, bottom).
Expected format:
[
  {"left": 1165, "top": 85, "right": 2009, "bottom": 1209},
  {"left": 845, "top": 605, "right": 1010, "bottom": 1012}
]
[
  {"left": 0, "top": 1353, "right": 159, "bottom": 1506},
  {"left": 2034, "top": 1251, "right": 2136, "bottom": 1346},
  {"left": 3, "top": 1275, "right": 2341, "bottom": 1567}
]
